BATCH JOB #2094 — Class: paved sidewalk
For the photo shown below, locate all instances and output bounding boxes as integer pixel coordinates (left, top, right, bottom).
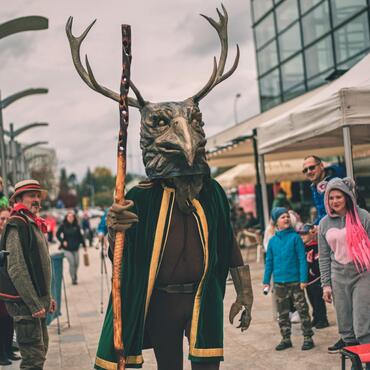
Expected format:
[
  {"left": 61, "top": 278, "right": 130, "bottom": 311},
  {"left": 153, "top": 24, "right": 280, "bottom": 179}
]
[{"left": 2, "top": 246, "right": 343, "bottom": 370}]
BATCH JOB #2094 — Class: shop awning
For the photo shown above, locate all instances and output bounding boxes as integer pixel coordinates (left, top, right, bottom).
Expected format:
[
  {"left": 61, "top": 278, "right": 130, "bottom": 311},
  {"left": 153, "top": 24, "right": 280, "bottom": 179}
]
[{"left": 215, "top": 159, "right": 308, "bottom": 188}]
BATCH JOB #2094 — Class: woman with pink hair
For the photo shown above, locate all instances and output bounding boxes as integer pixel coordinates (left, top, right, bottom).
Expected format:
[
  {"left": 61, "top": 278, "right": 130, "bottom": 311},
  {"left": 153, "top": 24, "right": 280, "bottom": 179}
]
[{"left": 319, "top": 177, "right": 370, "bottom": 357}]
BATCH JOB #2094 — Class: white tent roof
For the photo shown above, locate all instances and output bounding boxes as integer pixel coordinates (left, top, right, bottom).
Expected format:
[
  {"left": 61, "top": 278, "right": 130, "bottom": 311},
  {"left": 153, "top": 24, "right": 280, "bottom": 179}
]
[
  {"left": 206, "top": 85, "right": 327, "bottom": 167},
  {"left": 258, "top": 53, "right": 370, "bottom": 155}
]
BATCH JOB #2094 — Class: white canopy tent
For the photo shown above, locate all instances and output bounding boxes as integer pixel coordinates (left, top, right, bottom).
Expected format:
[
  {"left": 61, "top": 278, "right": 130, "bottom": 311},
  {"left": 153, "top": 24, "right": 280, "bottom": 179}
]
[
  {"left": 206, "top": 85, "right": 326, "bottom": 167},
  {"left": 256, "top": 53, "right": 370, "bottom": 226},
  {"left": 258, "top": 53, "right": 370, "bottom": 170}
]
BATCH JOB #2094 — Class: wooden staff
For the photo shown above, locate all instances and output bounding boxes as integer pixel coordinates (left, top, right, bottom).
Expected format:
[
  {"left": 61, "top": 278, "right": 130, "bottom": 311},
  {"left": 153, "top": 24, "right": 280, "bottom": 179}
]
[{"left": 112, "top": 24, "right": 131, "bottom": 370}]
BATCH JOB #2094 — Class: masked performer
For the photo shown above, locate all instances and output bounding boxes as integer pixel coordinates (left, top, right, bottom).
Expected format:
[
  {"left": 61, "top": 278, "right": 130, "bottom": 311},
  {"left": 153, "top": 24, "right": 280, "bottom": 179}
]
[{"left": 66, "top": 5, "right": 253, "bottom": 370}]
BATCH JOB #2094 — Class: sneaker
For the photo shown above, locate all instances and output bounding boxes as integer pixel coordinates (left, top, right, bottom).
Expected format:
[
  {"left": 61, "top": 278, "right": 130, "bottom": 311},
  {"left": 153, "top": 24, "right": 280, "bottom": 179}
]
[
  {"left": 275, "top": 339, "right": 293, "bottom": 351},
  {"left": 328, "top": 338, "right": 345, "bottom": 353},
  {"left": 7, "top": 352, "right": 21, "bottom": 361},
  {"left": 302, "top": 337, "right": 315, "bottom": 350},
  {"left": 315, "top": 320, "right": 329, "bottom": 329},
  {"left": 290, "top": 311, "right": 300, "bottom": 324}
]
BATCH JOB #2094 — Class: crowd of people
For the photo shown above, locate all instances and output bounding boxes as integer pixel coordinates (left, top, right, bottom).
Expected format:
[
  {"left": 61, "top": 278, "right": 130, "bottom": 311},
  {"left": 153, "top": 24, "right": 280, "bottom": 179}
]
[
  {"left": 0, "top": 153, "right": 369, "bottom": 370},
  {"left": 247, "top": 155, "right": 370, "bottom": 368}
]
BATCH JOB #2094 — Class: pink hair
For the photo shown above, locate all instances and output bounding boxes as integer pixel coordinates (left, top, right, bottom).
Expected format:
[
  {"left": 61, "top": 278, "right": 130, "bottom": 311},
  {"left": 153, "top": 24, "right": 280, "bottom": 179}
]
[{"left": 346, "top": 207, "right": 370, "bottom": 272}]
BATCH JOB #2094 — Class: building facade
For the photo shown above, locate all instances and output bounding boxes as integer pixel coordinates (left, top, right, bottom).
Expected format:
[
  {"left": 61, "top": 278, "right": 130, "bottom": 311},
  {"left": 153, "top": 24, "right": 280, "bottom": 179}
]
[{"left": 251, "top": 0, "right": 370, "bottom": 111}]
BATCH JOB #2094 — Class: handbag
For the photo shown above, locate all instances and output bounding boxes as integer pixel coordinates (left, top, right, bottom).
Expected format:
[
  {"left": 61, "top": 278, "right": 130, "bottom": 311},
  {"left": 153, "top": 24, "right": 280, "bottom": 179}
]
[{"left": 83, "top": 251, "right": 90, "bottom": 267}]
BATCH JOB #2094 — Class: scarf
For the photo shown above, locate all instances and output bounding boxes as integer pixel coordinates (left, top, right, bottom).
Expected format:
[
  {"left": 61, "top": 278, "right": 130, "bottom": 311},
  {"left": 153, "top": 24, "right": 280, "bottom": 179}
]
[{"left": 12, "top": 203, "right": 48, "bottom": 234}]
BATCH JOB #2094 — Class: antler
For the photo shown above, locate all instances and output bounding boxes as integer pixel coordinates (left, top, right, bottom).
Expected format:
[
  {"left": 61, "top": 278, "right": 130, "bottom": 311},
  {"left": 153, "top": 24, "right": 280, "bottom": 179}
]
[
  {"left": 65, "top": 17, "right": 146, "bottom": 109},
  {"left": 192, "top": 4, "right": 240, "bottom": 103}
]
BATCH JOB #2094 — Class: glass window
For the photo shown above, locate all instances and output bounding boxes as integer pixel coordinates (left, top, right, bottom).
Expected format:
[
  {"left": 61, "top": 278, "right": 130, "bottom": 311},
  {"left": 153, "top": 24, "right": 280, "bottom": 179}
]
[
  {"left": 252, "top": 0, "right": 273, "bottom": 22},
  {"left": 300, "top": 0, "right": 322, "bottom": 14},
  {"left": 338, "top": 49, "right": 369, "bottom": 69},
  {"left": 276, "top": 0, "right": 299, "bottom": 32},
  {"left": 255, "top": 13, "right": 275, "bottom": 48},
  {"left": 305, "top": 36, "right": 334, "bottom": 78},
  {"left": 334, "top": 12, "right": 370, "bottom": 64},
  {"left": 307, "top": 70, "right": 332, "bottom": 89},
  {"left": 259, "top": 69, "right": 282, "bottom": 111},
  {"left": 281, "top": 53, "right": 304, "bottom": 91},
  {"left": 257, "top": 41, "right": 278, "bottom": 75},
  {"left": 283, "top": 83, "right": 306, "bottom": 101},
  {"left": 302, "top": 1, "right": 330, "bottom": 45},
  {"left": 278, "top": 23, "right": 301, "bottom": 61},
  {"left": 331, "top": 0, "right": 367, "bottom": 26}
]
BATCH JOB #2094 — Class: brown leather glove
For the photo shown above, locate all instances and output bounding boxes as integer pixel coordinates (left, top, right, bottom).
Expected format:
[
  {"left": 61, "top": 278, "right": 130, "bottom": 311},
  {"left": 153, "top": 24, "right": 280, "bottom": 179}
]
[
  {"left": 229, "top": 264, "right": 253, "bottom": 332},
  {"left": 106, "top": 200, "right": 138, "bottom": 232}
]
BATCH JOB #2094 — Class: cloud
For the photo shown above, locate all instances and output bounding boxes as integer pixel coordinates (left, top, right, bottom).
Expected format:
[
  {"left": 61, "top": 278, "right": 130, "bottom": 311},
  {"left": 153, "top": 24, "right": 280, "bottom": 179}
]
[{"left": 0, "top": 0, "right": 258, "bottom": 180}]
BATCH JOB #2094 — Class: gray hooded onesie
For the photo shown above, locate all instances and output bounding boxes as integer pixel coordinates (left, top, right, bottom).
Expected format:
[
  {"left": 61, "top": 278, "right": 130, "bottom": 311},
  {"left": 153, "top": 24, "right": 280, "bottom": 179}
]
[{"left": 318, "top": 177, "right": 370, "bottom": 344}]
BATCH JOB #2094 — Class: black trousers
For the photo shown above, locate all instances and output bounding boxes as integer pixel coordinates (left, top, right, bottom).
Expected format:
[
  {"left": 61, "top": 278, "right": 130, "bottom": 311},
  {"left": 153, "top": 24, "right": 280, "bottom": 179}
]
[
  {"left": 306, "top": 280, "right": 328, "bottom": 324},
  {"left": 0, "top": 315, "right": 13, "bottom": 357},
  {"left": 146, "top": 289, "right": 220, "bottom": 370}
]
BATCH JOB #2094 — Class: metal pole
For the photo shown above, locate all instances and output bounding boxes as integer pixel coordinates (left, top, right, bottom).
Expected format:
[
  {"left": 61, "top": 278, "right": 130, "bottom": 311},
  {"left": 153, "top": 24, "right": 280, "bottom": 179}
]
[
  {"left": 343, "top": 126, "right": 354, "bottom": 178},
  {"left": 9, "top": 123, "right": 17, "bottom": 185},
  {"left": 233, "top": 93, "right": 241, "bottom": 125},
  {"left": 252, "top": 129, "right": 265, "bottom": 231},
  {"left": 258, "top": 154, "right": 270, "bottom": 229},
  {"left": 0, "top": 91, "right": 8, "bottom": 197}
]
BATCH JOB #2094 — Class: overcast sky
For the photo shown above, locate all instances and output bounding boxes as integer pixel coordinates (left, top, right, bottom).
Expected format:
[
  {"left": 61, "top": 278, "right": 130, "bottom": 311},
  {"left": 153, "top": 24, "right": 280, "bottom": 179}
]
[{"left": 0, "top": 0, "right": 259, "bottom": 179}]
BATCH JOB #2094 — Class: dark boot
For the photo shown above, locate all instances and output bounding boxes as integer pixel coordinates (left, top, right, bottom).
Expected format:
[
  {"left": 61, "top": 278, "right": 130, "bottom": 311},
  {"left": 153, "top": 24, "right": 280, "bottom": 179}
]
[
  {"left": 6, "top": 351, "right": 21, "bottom": 361},
  {"left": 0, "top": 356, "right": 11, "bottom": 366},
  {"left": 315, "top": 320, "right": 329, "bottom": 329},
  {"left": 302, "top": 337, "right": 315, "bottom": 350},
  {"left": 275, "top": 339, "right": 292, "bottom": 351}
]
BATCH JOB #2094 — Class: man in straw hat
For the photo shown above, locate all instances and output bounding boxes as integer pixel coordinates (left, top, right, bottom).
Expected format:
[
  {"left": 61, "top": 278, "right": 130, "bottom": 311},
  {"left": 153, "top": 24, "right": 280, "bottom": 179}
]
[{"left": 0, "top": 179, "right": 55, "bottom": 370}]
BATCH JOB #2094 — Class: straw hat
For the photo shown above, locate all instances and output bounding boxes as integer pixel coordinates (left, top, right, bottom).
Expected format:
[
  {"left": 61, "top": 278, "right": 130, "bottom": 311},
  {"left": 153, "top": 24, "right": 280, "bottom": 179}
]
[{"left": 10, "top": 179, "right": 47, "bottom": 202}]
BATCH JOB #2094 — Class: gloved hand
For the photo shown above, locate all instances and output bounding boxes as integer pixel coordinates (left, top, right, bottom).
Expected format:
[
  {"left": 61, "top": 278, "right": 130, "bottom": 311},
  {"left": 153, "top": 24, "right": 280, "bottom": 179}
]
[
  {"left": 106, "top": 200, "right": 138, "bottom": 232},
  {"left": 229, "top": 265, "right": 254, "bottom": 332}
]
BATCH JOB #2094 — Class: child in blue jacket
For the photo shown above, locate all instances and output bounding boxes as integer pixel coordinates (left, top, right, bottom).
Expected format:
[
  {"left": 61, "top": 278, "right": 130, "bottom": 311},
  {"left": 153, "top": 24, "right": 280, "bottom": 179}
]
[{"left": 263, "top": 207, "right": 314, "bottom": 351}]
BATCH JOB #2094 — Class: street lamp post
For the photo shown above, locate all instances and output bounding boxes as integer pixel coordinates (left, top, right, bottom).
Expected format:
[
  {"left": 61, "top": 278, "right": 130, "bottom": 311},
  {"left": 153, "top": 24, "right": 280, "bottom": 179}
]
[
  {"left": 21, "top": 141, "right": 49, "bottom": 180},
  {"left": 0, "top": 15, "right": 48, "bottom": 195},
  {"left": 0, "top": 16, "right": 48, "bottom": 39},
  {"left": 233, "top": 93, "right": 241, "bottom": 125},
  {"left": 0, "top": 89, "right": 48, "bottom": 195},
  {"left": 4, "top": 123, "right": 48, "bottom": 184}
]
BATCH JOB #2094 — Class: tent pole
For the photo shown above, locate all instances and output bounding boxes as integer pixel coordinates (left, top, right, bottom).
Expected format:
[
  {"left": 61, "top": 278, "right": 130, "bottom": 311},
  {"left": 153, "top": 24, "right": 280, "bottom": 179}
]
[
  {"left": 343, "top": 126, "right": 354, "bottom": 178},
  {"left": 252, "top": 129, "right": 264, "bottom": 231},
  {"left": 258, "top": 154, "right": 270, "bottom": 229}
]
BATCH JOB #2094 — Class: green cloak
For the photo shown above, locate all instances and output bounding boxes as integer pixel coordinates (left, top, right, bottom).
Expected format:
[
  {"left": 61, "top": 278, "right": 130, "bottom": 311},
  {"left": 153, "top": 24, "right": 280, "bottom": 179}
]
[{"left": 95, "top": 179, "right": 233, "bottom": 369}]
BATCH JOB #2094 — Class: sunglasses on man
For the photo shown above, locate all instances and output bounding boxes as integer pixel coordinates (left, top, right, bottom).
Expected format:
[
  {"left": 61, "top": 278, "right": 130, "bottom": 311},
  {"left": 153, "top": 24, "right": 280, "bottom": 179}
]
[{"left": 302, "top": 163, "right": 320, "bottom": 174}]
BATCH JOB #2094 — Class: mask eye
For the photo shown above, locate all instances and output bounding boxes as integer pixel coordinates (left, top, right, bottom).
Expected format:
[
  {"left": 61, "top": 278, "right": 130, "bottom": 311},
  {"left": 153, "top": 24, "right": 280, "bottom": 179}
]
[
  {"left": 191, "top": 112, "right": 203, "bottom": 125},
  {"left": 151, "top": 114, "right": 169, "bottom": 127}
]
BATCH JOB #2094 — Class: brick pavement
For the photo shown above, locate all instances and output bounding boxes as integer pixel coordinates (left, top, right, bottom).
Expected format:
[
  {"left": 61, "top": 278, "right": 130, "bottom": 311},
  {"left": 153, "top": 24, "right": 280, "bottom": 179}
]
[{"left": 2, "top": 246, "right": 343, "bottom": 370}]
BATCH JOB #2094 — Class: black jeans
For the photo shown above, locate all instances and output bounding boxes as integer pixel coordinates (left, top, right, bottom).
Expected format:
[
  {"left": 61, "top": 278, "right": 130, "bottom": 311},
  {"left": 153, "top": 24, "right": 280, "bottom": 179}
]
[
  {"left": 306, "top": 280, "right": 328, "bottom": 324},
  {"left": 0, "top": 314, "right": 13, "bottom": 357}
]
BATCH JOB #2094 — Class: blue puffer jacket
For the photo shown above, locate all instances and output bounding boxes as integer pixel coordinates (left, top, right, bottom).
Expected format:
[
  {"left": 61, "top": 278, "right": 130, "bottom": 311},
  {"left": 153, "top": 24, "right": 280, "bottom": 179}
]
[{"left": 263, "top": 227, "right": 308, "bottom": 285}]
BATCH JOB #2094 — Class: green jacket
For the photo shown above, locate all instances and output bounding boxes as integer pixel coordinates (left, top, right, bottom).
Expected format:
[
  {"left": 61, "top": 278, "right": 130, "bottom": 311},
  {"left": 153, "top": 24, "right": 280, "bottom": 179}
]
[
  {"left": 0, "top": 195, "right": 9, "bottom": 208},
  {"left": 95, "top": 179, "right": 234, "bottom": 369}
]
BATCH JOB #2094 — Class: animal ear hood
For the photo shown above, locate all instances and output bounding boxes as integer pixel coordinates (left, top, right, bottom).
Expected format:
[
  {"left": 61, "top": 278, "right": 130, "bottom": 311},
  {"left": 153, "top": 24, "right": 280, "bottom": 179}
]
[{"left": 324, "top": 177, "right": 356, "bottom": 217}]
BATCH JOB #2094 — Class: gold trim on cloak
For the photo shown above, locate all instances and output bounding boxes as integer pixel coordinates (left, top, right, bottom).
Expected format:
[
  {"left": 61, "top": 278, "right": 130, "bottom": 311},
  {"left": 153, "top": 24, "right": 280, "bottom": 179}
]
[
  {"left": 189, "top": 199, "right": 223, "bottom": 358},
  {"left": 144, "top": 187, "right": 175, "bottom": 316},
  {"left": 95, "top": 355, "right": 144, "bottom": 369}
]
